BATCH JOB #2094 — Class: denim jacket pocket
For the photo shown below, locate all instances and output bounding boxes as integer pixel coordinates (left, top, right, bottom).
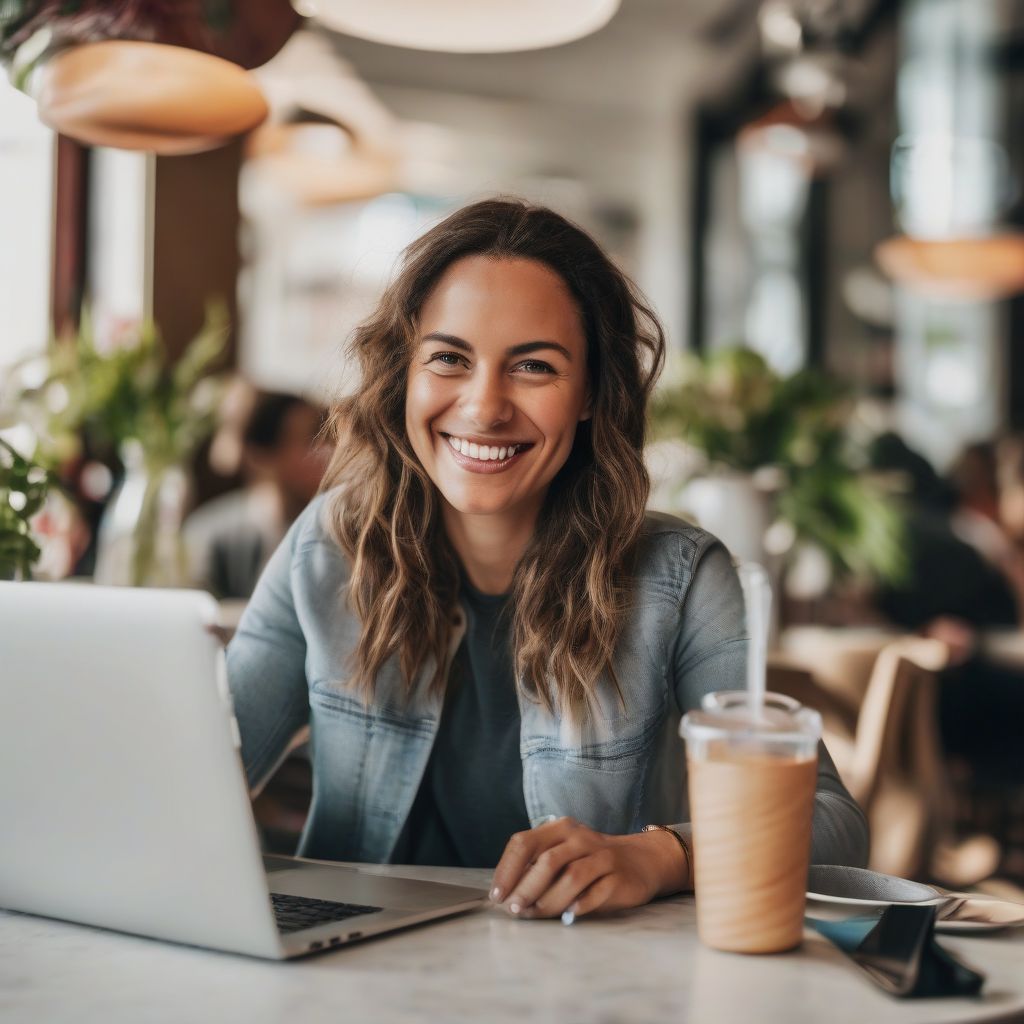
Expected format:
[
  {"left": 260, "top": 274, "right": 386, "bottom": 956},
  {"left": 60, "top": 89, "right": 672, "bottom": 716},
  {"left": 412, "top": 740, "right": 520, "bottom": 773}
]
[
  {"left": 309, "top": 681, "right": 436, "bottom": 738},
  {"left": 563, "top": 705, "right": 665, "bottom": 773}
]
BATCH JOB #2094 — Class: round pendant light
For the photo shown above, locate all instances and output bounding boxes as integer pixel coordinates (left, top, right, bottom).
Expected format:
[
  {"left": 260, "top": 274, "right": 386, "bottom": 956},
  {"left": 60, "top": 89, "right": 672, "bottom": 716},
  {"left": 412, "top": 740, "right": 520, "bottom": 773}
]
[
  {"left": 247, "top": 29, "right": 399, "bottom": 205},
  {"left": 298, "top": 0, "right": 620, "bottom": 53},
  {"left": 30, "top": 40, "right": 268, "bottom": 155},
  {"left": 246, "top": 122, "right": 397, "bottom": 206},
  {"left": 874, "top": 233, "right": 1024, "bottom": 302}
]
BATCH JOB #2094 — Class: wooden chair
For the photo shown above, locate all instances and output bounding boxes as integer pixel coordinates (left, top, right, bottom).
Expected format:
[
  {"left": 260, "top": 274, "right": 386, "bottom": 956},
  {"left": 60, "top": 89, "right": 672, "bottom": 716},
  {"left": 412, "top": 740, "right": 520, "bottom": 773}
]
[{"left": 770, "top": 637, "right": 951, "bottom": 879}]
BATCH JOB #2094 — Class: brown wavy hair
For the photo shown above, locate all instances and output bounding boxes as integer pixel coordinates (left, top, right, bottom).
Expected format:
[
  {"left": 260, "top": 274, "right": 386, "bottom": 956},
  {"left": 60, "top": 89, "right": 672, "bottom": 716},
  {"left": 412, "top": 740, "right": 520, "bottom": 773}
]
[{"left": 321, "top": 198, "right": 665, "bottom": 722}]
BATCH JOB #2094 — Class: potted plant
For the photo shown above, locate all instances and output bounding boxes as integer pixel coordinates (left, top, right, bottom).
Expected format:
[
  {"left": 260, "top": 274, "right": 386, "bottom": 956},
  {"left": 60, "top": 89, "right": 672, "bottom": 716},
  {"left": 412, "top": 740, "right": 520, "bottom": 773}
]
[{"left": 647, "top": 347, "right": 907, "bottom": 593}]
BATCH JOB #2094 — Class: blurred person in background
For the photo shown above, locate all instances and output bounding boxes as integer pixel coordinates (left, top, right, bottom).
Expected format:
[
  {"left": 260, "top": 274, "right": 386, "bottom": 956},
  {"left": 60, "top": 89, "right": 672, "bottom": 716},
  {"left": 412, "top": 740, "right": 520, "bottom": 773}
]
[
  {"left": 185, "top": 389, "right": 329, "bottom": 600},
  {"left": 871, "top": 435, "right": 1024, "bottom": 786}
]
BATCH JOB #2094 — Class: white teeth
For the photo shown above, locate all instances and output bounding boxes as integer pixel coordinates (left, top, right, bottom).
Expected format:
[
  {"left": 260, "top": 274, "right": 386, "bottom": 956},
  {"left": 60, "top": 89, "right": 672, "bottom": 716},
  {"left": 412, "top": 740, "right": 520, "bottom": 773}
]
[{"left": 445, "top": 436, "right": 522, "bottom": 461}]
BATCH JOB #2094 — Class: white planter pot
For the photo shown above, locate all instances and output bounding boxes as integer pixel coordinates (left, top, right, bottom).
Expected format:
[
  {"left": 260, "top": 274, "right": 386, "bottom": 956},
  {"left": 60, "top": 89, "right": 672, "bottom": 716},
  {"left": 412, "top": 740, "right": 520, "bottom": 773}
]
[{"left": 681, "top": 473, "right": 771, "bottom": 567}]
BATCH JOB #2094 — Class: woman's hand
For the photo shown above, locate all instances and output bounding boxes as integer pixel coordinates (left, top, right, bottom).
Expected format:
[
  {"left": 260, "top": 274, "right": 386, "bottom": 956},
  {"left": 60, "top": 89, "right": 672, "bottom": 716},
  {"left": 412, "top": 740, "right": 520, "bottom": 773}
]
[{"left": 489, "top": 816, "right": 690, "bottom": 921}]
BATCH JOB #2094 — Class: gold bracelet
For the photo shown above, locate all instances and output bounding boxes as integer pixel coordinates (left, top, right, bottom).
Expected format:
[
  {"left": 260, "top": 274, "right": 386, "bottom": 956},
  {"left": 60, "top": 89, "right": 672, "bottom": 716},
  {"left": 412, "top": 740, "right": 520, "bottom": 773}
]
[{"left": 642, "top": 824, "right": 692, "bottom": 884}]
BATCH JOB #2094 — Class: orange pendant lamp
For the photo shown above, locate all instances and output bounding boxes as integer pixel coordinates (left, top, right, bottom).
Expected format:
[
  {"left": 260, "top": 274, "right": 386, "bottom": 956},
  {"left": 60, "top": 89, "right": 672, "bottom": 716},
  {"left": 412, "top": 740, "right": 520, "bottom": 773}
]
[
  {"left": 876, "top": 133, "right": 1024, "bottom": 301},
  {"left": 2, "top": 0, "right": 300, "bottom": 154},
  {"left": 30, "top": 40, "right": 268, "bottom": 155},
  {"left": 244, "top": 30, "right": 399, "bottom": 206},
  {"left": 874, "top": 233, "right": 1024, "bottom": 302}
]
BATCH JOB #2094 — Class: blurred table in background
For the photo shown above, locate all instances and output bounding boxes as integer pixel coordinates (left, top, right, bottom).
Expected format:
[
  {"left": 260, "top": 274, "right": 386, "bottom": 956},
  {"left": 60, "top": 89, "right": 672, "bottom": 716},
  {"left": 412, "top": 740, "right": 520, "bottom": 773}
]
[{"left": 980, "top": 629, "right": 1024, "bottom": 669}]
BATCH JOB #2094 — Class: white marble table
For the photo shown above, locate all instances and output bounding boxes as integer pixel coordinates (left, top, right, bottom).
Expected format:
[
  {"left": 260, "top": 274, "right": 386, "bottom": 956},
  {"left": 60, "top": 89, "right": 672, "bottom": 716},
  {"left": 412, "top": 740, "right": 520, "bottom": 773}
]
[{"left": 2, "top": 864, "right": 1023, "bottom": 1024}]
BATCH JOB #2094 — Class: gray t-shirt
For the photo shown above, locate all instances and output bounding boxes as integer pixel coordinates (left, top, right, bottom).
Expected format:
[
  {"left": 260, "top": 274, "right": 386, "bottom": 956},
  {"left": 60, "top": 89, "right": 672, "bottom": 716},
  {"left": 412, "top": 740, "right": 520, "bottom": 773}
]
[{"left": 396, "top": 578, "right": 530, "bottom": 868}]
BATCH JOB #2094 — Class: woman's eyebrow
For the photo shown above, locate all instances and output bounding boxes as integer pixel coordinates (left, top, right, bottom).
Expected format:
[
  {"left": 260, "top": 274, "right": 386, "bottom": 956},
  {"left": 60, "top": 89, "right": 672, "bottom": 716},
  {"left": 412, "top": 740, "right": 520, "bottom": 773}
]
[{"left": 420, "top": 332, "right": 573, "bottom": 361}]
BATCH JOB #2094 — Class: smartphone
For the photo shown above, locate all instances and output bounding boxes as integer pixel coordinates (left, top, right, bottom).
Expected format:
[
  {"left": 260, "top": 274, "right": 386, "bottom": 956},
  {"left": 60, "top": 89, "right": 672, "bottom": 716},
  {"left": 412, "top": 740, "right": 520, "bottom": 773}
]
[{"left": 812, "top": 905, "right": 986, "bottom": 998}]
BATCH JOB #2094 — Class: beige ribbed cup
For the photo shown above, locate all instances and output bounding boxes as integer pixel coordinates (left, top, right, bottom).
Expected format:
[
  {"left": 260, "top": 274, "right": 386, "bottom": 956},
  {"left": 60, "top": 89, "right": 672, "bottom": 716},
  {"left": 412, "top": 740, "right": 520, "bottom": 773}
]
[{"left": 682, "top": 691, "right": 820, "bottom": 954}]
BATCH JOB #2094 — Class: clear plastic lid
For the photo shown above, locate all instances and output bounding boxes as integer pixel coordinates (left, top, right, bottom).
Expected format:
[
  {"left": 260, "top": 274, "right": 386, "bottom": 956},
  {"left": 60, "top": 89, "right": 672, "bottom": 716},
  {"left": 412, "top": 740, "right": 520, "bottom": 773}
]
[{"left": 680, "top": 690, "right": 821, "bottom": 757}]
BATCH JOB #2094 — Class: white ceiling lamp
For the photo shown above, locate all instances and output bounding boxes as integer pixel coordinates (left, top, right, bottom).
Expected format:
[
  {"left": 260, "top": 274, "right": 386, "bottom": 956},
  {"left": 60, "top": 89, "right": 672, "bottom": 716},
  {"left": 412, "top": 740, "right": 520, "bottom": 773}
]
[{"left": 296, "top": 0, "right": 620, "bottom": 53}]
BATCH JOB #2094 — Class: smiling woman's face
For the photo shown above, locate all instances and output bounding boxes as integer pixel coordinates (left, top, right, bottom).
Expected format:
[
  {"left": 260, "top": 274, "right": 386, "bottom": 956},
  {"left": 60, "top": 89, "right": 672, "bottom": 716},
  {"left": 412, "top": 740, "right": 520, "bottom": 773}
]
[{"left": 405, "top": 255, "right": 591, "bottom": 523}]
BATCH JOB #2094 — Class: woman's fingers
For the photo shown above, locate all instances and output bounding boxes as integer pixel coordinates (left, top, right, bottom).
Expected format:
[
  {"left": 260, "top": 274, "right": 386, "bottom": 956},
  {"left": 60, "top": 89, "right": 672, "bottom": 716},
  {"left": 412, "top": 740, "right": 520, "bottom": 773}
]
[
  {"left": 490, "top": 817, "right": 578, "bottom": 904},
  {"left": 522, "top": 848, "right": 614, "bottom": 918},
  {"left": 504, "top": 837, "right": 591, "bottom": 913},
  {"left": 494, "top": 829, "right": 674, "bottom": 921},
  {"left": 565, "top": 872, "right": 619, "bottom": 920},
  {"left": 492, "top": 820, "right": 662, "bottom": 920}
]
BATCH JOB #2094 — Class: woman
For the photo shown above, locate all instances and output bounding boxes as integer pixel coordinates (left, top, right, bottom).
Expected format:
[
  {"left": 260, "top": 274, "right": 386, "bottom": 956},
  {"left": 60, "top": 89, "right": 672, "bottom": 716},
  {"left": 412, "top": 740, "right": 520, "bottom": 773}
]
[{"left": 228, "top": 198, "right": 868, "bottom": 923}]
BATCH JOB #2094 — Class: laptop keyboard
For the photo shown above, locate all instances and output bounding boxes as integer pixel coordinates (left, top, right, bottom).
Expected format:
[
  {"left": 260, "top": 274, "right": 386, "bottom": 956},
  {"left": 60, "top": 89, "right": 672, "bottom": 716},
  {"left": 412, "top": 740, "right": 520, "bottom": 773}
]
[{"left": 270, "top": 892, "right": 382, "bottom": 934}]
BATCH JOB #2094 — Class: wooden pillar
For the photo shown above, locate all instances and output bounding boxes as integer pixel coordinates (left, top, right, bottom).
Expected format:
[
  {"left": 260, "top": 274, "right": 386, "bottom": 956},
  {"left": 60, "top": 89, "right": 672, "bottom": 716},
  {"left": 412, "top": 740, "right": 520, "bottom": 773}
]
[
  {"left": 151, "top": 137, "right": 243, "bottom": 365},
  {"left": 51, "top": 135, "right": 90, "bottom": 336}
]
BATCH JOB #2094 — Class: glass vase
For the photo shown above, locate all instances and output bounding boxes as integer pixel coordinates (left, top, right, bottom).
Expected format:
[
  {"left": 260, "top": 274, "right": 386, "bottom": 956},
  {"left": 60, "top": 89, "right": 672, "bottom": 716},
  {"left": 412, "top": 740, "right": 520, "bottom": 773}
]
[{"left": 93, "top": 441, "right": 191, "bottom": 587}]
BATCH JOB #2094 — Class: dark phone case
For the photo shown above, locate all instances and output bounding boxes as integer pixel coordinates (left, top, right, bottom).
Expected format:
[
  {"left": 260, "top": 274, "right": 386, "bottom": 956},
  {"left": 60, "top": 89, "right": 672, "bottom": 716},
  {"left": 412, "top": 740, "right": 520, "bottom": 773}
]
[{"left": 810, "top": 905, "right": 986, "bottom": 999}]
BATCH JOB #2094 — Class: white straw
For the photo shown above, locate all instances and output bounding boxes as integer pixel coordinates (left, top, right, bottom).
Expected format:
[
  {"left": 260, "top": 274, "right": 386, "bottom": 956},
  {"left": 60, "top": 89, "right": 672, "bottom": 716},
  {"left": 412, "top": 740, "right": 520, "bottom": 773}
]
[{"left": 738, "top": 563, "right": 772, "bottom": 720}]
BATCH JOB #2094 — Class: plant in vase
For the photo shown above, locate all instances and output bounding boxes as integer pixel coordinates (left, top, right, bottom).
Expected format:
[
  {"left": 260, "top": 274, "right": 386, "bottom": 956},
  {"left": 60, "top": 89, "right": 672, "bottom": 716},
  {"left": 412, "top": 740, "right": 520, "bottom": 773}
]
[
  {"left": 2, "top": 306, "right": 229, "bottom": 586},
  {"left": 647, "top": 347, "right": 907, "bottom": 591},
  {"left": 0, "top": 437, "right": 53, "bottom": 580}
]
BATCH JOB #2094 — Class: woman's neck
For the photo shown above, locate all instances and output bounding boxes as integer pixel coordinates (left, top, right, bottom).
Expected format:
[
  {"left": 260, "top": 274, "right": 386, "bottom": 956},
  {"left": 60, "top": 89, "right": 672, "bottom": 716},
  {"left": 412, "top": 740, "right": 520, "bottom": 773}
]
[{"left": 442, "top": 499, "right": 542, "bottom": 595}]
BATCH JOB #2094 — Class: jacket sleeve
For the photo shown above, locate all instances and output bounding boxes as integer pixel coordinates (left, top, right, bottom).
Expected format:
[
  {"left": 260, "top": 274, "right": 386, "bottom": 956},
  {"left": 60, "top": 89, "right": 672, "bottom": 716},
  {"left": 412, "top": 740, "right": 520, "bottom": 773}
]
[
  {"left": 668, "top": 540, "right": 869, "bottom": 868},
  {"left": 226, "top": 506, "right": 314, "bottom": 792}
]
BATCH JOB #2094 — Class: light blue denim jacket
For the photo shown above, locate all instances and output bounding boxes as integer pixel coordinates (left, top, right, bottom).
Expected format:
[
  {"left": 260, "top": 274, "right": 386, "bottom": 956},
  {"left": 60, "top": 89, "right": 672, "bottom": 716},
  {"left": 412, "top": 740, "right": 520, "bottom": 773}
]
[{"left": 227, "top": 490, "right": 868, "bottom": 867}]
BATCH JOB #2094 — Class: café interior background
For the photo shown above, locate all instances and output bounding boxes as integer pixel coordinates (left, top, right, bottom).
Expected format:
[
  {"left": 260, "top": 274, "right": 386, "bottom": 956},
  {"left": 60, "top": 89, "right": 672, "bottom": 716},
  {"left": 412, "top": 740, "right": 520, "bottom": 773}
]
[{"left": 3, "top": 0, "right": 1024, "bottom": 891}]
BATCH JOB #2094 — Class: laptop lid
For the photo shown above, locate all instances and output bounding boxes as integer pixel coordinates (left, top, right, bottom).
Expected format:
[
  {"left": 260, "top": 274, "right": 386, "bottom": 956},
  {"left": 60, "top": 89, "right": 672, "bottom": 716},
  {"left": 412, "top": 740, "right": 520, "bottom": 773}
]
[{"left": 0, "top": 582, "right": 283, "bottom": 959}]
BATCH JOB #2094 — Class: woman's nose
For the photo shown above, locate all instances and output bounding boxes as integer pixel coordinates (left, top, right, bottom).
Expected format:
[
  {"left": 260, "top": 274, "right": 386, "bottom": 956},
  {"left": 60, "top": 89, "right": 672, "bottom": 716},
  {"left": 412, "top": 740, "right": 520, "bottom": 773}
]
[{"left": 460, "top": 371, "right": 513, "bottom": 427}]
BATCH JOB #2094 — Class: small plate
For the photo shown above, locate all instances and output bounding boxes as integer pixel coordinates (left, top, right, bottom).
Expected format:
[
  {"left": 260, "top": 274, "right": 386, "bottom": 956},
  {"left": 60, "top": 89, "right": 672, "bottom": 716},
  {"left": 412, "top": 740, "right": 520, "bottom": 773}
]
[
  {"left": 806, "top": 865, "right": 944, "bottom": 908},
  {"left": 934, "top": 896, "right": 1024, "bottom": 934},
  {"left": 806, "top": 890, "right": 945, "bottom": 909},
  {"left": 805, "top": 866, "right": 1024, "bottom": 935}
]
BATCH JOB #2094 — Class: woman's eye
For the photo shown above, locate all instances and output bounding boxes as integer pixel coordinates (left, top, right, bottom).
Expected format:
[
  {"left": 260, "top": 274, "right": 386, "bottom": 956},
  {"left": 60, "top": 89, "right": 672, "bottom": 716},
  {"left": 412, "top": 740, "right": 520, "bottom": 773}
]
[
  {"left": 516, "top": 360, "right": 556, "bottom": 375},
  {"left": 428, "top": 351, "right": 466, "bottom": 368}
]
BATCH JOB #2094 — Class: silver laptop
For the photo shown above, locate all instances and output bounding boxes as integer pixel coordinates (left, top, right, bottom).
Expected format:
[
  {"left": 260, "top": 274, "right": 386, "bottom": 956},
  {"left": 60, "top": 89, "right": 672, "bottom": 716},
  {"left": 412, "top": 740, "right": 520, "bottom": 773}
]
[{"left": 0, "top": 581, "right": 486, "bottom": 959}]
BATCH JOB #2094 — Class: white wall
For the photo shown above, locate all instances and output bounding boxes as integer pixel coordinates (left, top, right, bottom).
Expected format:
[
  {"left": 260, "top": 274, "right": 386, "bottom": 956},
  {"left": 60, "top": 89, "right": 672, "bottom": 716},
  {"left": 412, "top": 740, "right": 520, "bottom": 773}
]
[{"left": 373, "top": 83, "right": 691, "bottom": 348}]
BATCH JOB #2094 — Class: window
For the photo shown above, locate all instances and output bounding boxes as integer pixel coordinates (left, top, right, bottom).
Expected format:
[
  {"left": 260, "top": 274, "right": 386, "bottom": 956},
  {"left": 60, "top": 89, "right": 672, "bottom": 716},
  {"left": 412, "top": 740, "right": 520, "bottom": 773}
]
[{"left": 0, "top": 78, "right": 54, "bottom": 367}]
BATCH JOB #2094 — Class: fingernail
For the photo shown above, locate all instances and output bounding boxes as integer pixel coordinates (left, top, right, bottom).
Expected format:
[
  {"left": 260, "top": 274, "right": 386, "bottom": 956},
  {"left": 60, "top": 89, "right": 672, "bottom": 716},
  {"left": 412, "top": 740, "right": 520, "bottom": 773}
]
[
  {"left": 509, "top": 902, "right": 521, "bottom": 915},
  {"left": 539, "top": 814, "right": 559, "bottom": 825},
  {"left": 490, "top": 887, "right": 502, "bottom": 902},
  {"left": 561, "top": 910, "right": 576, "bottom": 926}
]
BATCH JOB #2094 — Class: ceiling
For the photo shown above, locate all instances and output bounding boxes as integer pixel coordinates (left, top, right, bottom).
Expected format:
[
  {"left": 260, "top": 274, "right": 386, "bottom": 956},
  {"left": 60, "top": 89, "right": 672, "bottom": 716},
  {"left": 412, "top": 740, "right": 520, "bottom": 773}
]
[{"left": 321, "top": 0, "right": 762, "bottom": 115}]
